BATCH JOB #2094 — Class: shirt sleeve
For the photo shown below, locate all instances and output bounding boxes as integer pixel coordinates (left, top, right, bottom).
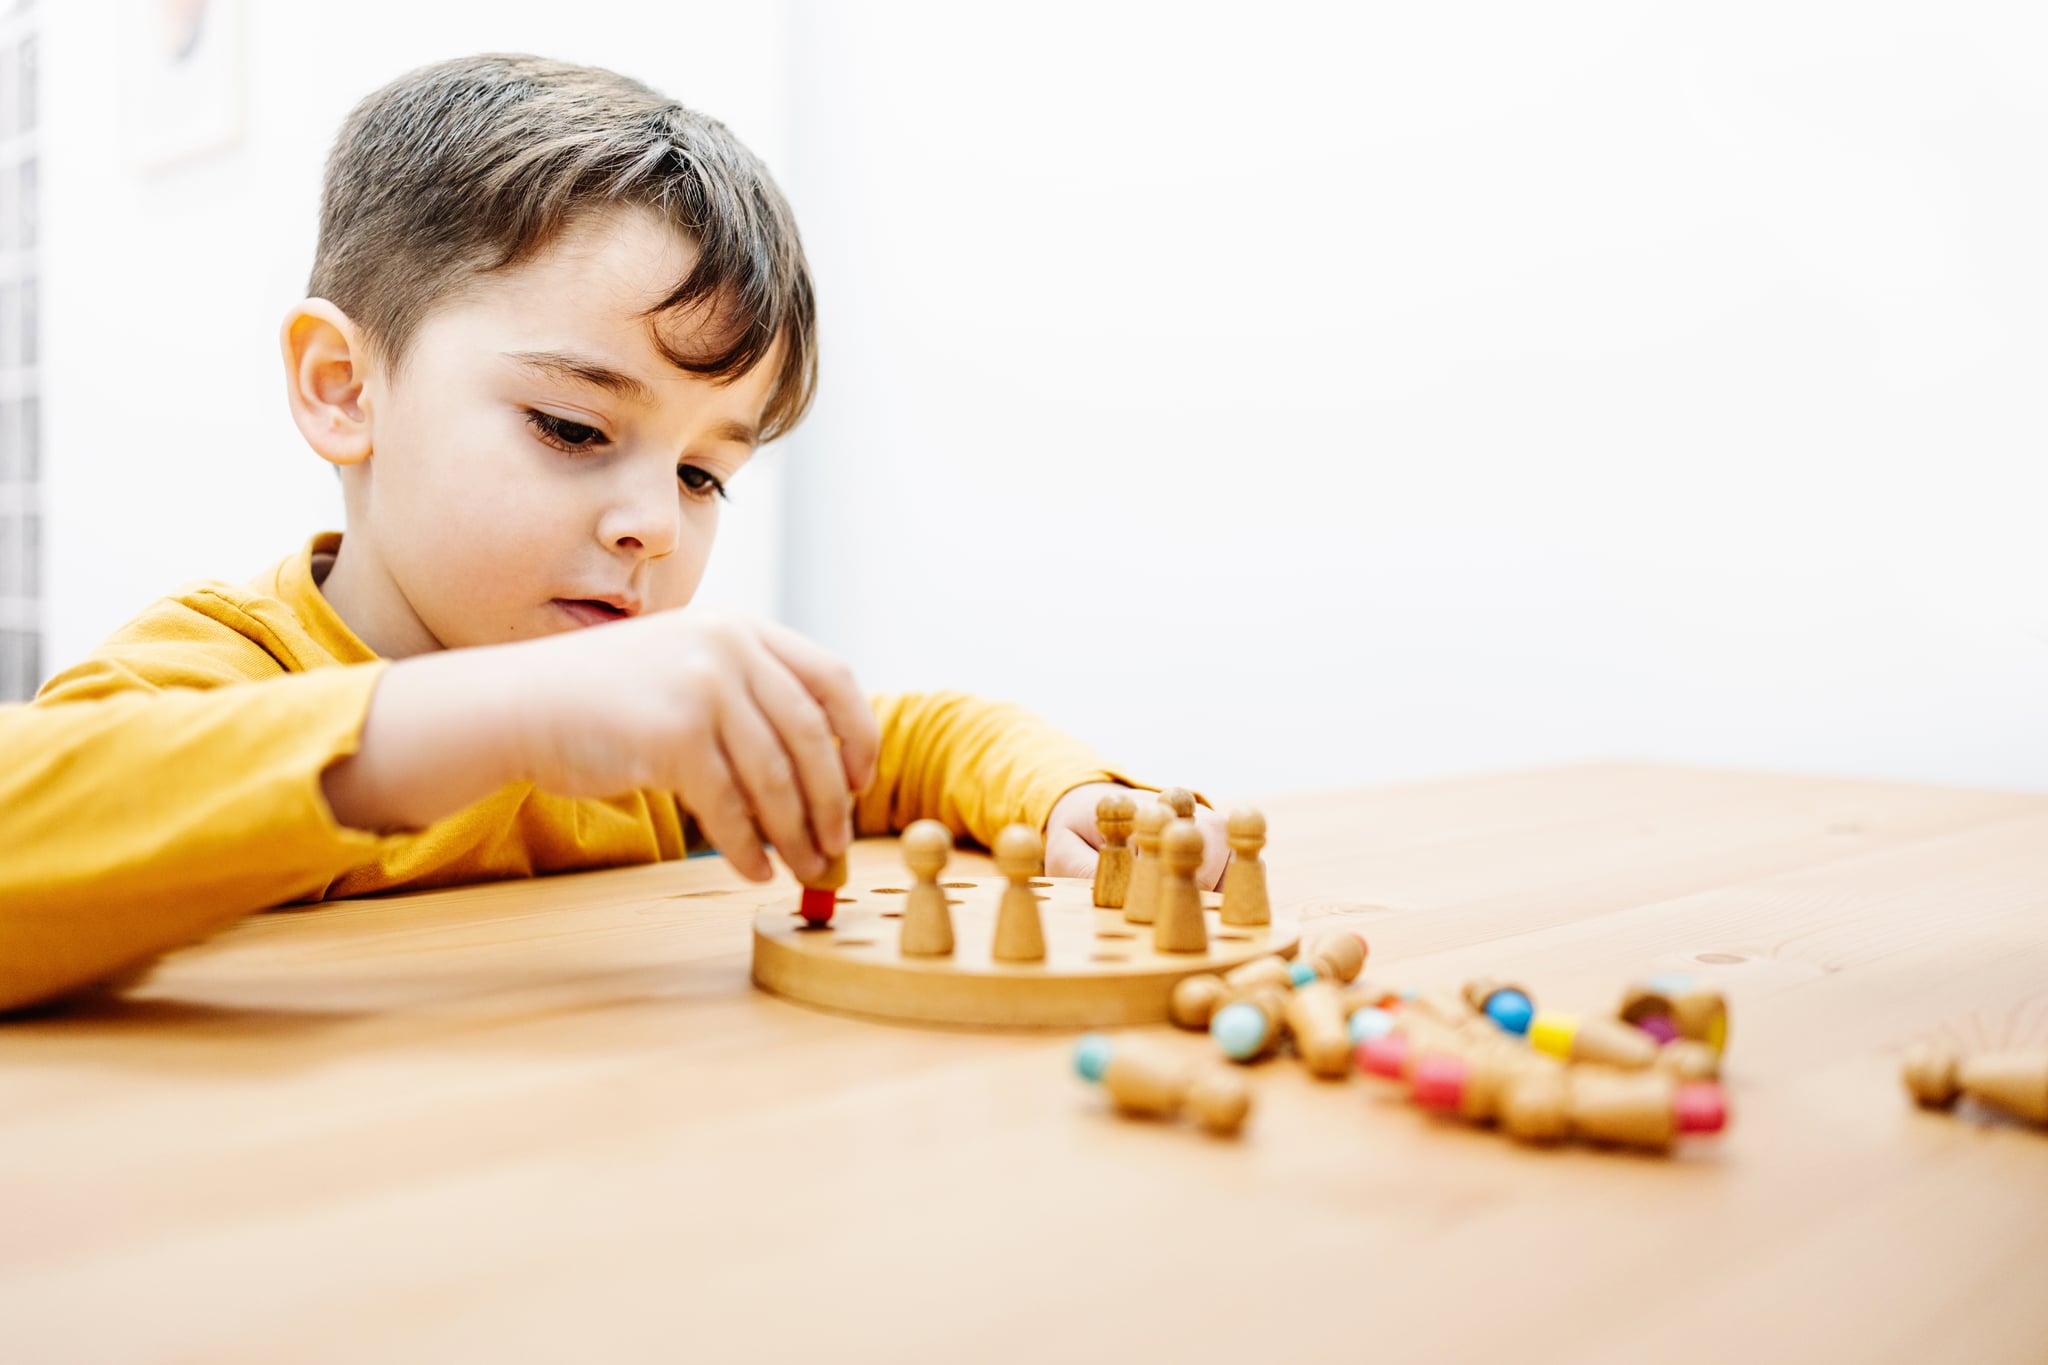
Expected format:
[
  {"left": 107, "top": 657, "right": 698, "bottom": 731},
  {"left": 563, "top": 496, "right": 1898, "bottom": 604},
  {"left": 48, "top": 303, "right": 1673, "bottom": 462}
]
[
  {"left": 0, "top": 663, "right": 397, "bottom": 1013},
  {"left": 855, "top": 690, "right": 1146, "bottom": 847}
]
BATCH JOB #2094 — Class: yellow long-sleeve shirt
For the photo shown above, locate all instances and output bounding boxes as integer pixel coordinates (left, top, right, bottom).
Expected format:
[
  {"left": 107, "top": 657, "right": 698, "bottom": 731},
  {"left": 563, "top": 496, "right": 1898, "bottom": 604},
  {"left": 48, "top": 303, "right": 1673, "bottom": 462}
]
[{"left": 0, "top": 533, "right": 1132, "bottom": 1012}]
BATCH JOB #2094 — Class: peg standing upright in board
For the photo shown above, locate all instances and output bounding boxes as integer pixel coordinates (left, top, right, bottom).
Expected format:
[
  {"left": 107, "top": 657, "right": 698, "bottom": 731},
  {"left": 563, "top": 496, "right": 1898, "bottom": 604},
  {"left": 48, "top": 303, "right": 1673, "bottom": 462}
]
[
  {"left": 991, "top": 824, "right": 1047, "bottom": 963},
  {"left": 1153, "top": 819, "right": 1210, "bottom": 954},
  {"left": 1220, "top": 806, "right": 1270, "bottom": 927},
  {"left": 897, "top": 819, "right": 955, "bottom": 957},
  {"left": 1123, "top": 801, "right": 1171, "bottom": 926},
  {"left": 1158, "top": 786, "right": 1198, "bottom": 822},
  {"left": 1092, "top": 791, "right": 1136, "bottom": 910},
  {"left": 799, "top": 853, "right": 848, "bottom": 927}
]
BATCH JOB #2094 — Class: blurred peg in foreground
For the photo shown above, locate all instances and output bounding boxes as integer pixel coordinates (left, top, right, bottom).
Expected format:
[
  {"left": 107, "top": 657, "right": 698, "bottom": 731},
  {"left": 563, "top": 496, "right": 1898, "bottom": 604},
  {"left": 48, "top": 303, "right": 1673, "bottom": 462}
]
[
  {"left": 1285, "top": 980, "right": 1353, "bottom": 1078},
  {"left": 1075, "top": 1034, "right": 1251, "bottom": 1137},
  {"left": 1211, "top": 985, "right": 1289, "bottom": 1063},
  {"left": 1499, "top": 1067, "right": 1728, "bottom": 1151},
  {"left": 897, "top": 820, "right": 955, "bottom": 957},
  {"left": 1904, "top": 1046, "right": 2048, "bottom": 1125},
  {"left": 1529, "top": 1011, "right": 1659, "bottom": 1070},
  {"left": 1462, "top": 978, "right": 1536, "bottom": 1037},
  {"left": 1621, "top": 975, "right": 1730, "bottom": 1057},
  {"left": 1304, "top": 930, "right": 1368, "bottom": 984},
  {"left": 1091, "top": 791, "right": 1136, "bottom": 909},
  {"left": 1220, "top": 807, "right": 1271, "bottom": 926},
  {"left": 1170, "top": 974, "right": 1228, "bottom": 1030}
]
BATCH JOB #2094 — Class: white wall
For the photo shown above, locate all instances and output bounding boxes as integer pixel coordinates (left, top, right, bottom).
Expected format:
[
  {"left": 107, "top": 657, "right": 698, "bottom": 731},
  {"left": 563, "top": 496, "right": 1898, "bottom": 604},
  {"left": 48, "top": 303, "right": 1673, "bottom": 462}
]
[
  {"left": 37, "top": 2, "right": 2048, "bottom": 796},
  {"left": 780, "top": 1, "right": 2048, "bottom": 795},
  {"left": 40, "top": 0, "right": 792, "bottom": 674}
]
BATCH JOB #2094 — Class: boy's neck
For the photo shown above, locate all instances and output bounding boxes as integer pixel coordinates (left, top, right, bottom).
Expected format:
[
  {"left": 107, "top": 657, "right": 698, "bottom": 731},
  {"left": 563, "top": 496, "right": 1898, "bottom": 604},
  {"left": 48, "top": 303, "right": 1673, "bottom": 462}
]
[{"left": 319, "top": 535, "right": 446, "bottom": 661}]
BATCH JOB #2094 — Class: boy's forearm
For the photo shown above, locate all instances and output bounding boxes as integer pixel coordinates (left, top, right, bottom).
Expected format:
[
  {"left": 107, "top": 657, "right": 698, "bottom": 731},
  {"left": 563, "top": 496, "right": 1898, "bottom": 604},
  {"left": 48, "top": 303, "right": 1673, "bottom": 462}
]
[{"left": 320, "top": 647, "right": 529, "bottom": 833}]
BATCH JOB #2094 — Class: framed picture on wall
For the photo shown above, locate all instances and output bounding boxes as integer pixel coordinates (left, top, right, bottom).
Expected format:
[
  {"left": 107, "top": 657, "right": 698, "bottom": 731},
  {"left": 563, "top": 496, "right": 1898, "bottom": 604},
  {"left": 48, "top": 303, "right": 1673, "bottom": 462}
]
[{"left": 121, "top": 0, "right": 243, "bottom": 169}]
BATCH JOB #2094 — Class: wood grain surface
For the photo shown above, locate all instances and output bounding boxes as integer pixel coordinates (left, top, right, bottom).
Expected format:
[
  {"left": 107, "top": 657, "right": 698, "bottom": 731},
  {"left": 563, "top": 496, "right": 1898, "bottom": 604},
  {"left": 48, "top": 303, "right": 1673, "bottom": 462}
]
[{"left": 3, "top": 762, "right": 2045, "bottom": 1364}]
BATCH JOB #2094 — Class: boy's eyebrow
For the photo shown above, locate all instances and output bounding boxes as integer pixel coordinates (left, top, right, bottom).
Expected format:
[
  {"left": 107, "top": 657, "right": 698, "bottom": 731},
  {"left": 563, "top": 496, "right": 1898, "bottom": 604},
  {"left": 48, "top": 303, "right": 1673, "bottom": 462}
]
[
  {"left": 505, "top": 350, "right": 760, "bottom": 447},
  {"left": 506, "top": 349, "right": 656, "bottom": 406}
]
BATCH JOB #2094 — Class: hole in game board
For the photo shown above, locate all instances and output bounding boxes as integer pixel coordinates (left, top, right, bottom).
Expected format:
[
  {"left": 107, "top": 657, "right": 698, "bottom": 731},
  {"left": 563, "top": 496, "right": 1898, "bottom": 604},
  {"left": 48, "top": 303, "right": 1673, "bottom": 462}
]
[
  {"left": 833, "top": 939, "right": 875, "bottom": 949},
  {"left": 1097, "top": 930, "right": 1137, "bottom": 940},
  {"left": 1090, "top": 953, "right": 1130, "bottom": 963},
  {"left": 1029, "top": 880, "right": 1053, "bottom": 888},
  {"left": 946, "top": 899, "right": 964, "bottom": 907},
  {"left": 871, "top": 887, "right": 908, "bottom": 894},
  {"left": 942, "top": 882, "right": 976, "bottom": 889},
  {"left": 836, "top": 897, "right": 857, "bottom": 904},
  {"left": 1216, "top": 933, "right": 1252, "bottom": 942},
  {"left": 881, "top": 911, "right": 902, "bottom": 918}
]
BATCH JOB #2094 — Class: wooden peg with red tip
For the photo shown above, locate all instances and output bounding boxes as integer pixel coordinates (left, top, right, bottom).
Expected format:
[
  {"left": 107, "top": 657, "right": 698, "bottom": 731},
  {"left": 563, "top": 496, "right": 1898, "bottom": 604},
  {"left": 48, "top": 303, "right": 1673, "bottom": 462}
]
[{"left": 797, "top": 853, "right": 848, "bottom": 927}]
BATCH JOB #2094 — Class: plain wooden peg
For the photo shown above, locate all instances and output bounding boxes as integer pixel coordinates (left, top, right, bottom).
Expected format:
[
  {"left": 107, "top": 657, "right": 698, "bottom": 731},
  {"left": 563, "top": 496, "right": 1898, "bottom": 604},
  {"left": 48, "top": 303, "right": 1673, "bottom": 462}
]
[
  {"left": 1284, "top": 980, "right": 1352, "bottom": 1078},
  {"left": 1123, "top": 802, "right": 1171, "bottom": 926},
  {"left": 1158, "top": 786, "right": 1197, "bottom": 821},
  {"left": 1904, "top": 1046, "right": 2048, "bottom": 1125},
  {"left": 990, "top": 824, "right": 1046, "bottom": 963},
  {"left": 1092, "top": 791, "right": 1136, "bottom": 909},
  {"left": 1220, "top": 806, "right": 1271, "bottom": 927},
  {"left": 1170, "top": 974, "right": 1228, "bottom": 1030},
  {"left": 1153, "top": 820, "right": 1209, "bottom": 954},
  {"left": 897, "top": 819, "right": 955, "bottom": 957}
]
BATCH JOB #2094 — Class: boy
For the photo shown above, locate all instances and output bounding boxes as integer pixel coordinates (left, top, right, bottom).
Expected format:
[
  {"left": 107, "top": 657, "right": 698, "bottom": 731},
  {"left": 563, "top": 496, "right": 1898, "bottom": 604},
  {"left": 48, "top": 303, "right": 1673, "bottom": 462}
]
[{"left": 0, "top": 55, "right": 1227, "bottom": 1014}]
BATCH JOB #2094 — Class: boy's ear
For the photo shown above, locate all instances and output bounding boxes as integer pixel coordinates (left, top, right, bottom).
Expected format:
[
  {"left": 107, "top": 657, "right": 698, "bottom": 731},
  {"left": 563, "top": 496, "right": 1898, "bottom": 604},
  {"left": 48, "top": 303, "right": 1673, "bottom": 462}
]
[{"left": 281, "top": 299, "right": 376, "bottom": 467}]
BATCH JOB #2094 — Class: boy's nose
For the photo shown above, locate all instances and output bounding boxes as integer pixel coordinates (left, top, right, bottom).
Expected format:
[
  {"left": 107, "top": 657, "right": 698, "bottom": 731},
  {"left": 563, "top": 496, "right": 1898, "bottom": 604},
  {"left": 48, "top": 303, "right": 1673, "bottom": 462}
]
[{"left": 598, "top": 477, "right": 682, "bottom": 558}]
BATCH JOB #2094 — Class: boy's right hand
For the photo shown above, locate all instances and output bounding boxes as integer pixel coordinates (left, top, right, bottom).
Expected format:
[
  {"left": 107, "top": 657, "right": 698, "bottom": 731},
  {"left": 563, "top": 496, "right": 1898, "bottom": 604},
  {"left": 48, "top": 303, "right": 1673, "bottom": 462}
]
[{"left": 503, "top": 611, "right": 880, "bottom": 883}]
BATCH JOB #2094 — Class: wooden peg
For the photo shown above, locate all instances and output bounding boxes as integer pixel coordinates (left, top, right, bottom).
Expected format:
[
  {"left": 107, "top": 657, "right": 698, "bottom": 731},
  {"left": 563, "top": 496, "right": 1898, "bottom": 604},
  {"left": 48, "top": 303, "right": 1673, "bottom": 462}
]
[
  {"left": 1153, "top": 820, "right": 1210, "bottom": 954},
  {"left": 1285, "top": 980, "right": 1352, "bottom": 1078},
  {"left": 1904, "top": 1046, "right": 2048, "bottom": 1125},
  {"left": 1621, "top": 978, "right": 1730, "bottom": 1056},
  {"left": 1304, "top": 930, "right": 1368, "bottom": 983},
  {"left": 1170, "top": 974, "right": 1228, "bottom": 1030},
  {"left": 1158, "top": 786, "right": 1198, "bottom": 821},
  {"left": 897, "top": 819, "right": 954, "bottom": 956},
  {"left": 990, "top": 824, "right": 1046, "bottom": 963},
  {"left": 1091, "top": 791, "right": 1137, "bottom": 909},
  {"left": 1223, "top": 955, "right": 1294, "bottom": 994},
  {"left": 1123, "top": 802, "right": 1171, "bottom": 925},
  {"left": 1219, "top": 806, "right": 1271, "bottom": 926},
  {"left": 1529, "top": 1011, "right": 1658, "bottom": 1070},
  {"left": 1211, "top": 982, "right": 1290, "bottom": 1062},
  {"left": 798, "top": 852, "right": 848, "bottom": 926},
  {"left": 1652, "top": 1039, "right": 1720, "bottom": 1082},
  {"left": 1500, "top": 1067, "right": 1727, "bottom": 1151},
  {"left": 1079, "top": 1034, "right": 1251, "bottom": 1137},
  {"left": 1410, "top": 1040, "right": 1562, "bottom": 1123}
]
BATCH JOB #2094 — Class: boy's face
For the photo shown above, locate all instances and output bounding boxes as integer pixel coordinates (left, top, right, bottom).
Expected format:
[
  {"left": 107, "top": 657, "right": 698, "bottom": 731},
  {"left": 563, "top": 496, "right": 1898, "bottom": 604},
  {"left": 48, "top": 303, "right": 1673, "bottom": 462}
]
[{"left": 345, "top": 204, "right": 775, "bottom": 653}]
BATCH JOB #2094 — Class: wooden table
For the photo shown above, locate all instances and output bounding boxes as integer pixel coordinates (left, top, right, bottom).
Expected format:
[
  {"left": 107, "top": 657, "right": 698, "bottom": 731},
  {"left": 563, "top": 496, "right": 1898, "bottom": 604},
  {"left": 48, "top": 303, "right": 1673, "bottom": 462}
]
[{"left": 4, "top": 764, "right": 2046, "bottom": 1363}]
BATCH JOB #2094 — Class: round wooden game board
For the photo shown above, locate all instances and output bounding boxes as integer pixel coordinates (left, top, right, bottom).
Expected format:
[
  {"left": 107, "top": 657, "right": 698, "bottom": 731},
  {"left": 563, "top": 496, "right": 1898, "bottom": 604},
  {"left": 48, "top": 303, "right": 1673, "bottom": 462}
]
[{"left": 751, "top": 875, "right": 1300, "bottom": 1028}]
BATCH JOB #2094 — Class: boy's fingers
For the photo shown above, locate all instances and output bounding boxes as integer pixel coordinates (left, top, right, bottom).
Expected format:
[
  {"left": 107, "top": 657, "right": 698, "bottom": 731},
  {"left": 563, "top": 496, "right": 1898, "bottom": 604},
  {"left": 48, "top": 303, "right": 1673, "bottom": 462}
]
[
  {"left": 1194, "top": 809, "right": 1232, "bottom": 891},
  {"left": 744, "top": 649, "right": 851, "bottom": 861},
  {"left": 717, "top": 687, "right": 825, "bottom": 882},
  {"left": 757, "top": 623, "right": 880, "bottom": 793},
  {"left": 1043, "top": 826, "right": 1098, "bottom": 880},
  {"left": 672, "top": 744, "right": 773, "bottom": 882}
]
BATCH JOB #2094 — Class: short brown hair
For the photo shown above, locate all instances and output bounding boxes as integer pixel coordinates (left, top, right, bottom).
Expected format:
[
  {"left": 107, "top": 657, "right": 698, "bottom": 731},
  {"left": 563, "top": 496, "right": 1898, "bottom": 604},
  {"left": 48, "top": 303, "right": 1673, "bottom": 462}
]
[{"left": 308, "top": 53, "right": 816, "bottom": 441}]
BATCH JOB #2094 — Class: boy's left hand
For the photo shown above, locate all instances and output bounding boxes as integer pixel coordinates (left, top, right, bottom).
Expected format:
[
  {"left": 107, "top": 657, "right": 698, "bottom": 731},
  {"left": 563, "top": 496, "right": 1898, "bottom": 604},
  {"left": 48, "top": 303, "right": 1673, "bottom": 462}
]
[{"left": 1043, "top": 782, "right": 1232, "bottom": 891}]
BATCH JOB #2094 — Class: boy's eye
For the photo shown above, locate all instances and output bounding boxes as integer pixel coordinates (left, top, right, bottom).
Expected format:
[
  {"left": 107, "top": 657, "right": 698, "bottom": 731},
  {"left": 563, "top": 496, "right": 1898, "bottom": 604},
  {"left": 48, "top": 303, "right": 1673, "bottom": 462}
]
[
  {"left": 525, "top": 409, "right": 607, "bottom": 450},
  {"left": 679, "top": 464, "right": 729, "bottom": 500}
]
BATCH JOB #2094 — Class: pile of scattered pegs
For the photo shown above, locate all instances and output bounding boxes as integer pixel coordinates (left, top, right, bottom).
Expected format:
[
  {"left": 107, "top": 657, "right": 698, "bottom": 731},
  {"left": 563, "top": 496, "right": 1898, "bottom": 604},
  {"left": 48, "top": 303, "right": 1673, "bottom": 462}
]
[
  {"left": 1357, "top": 974, "right": 1731, "bottom": 1154},
  {"left": 1167, "top": 930, "right": 1372, "bottom": 1078},
  {"left": 1902, "top": 1045, "right": 2048, "bottom": 1129}
]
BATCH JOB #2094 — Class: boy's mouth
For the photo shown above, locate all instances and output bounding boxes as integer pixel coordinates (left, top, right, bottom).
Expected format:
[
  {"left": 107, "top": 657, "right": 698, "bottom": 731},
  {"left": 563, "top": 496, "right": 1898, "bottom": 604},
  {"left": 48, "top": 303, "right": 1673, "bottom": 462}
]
[{"left": 552, "top": 597, "right": 638, "bottom": 627}]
